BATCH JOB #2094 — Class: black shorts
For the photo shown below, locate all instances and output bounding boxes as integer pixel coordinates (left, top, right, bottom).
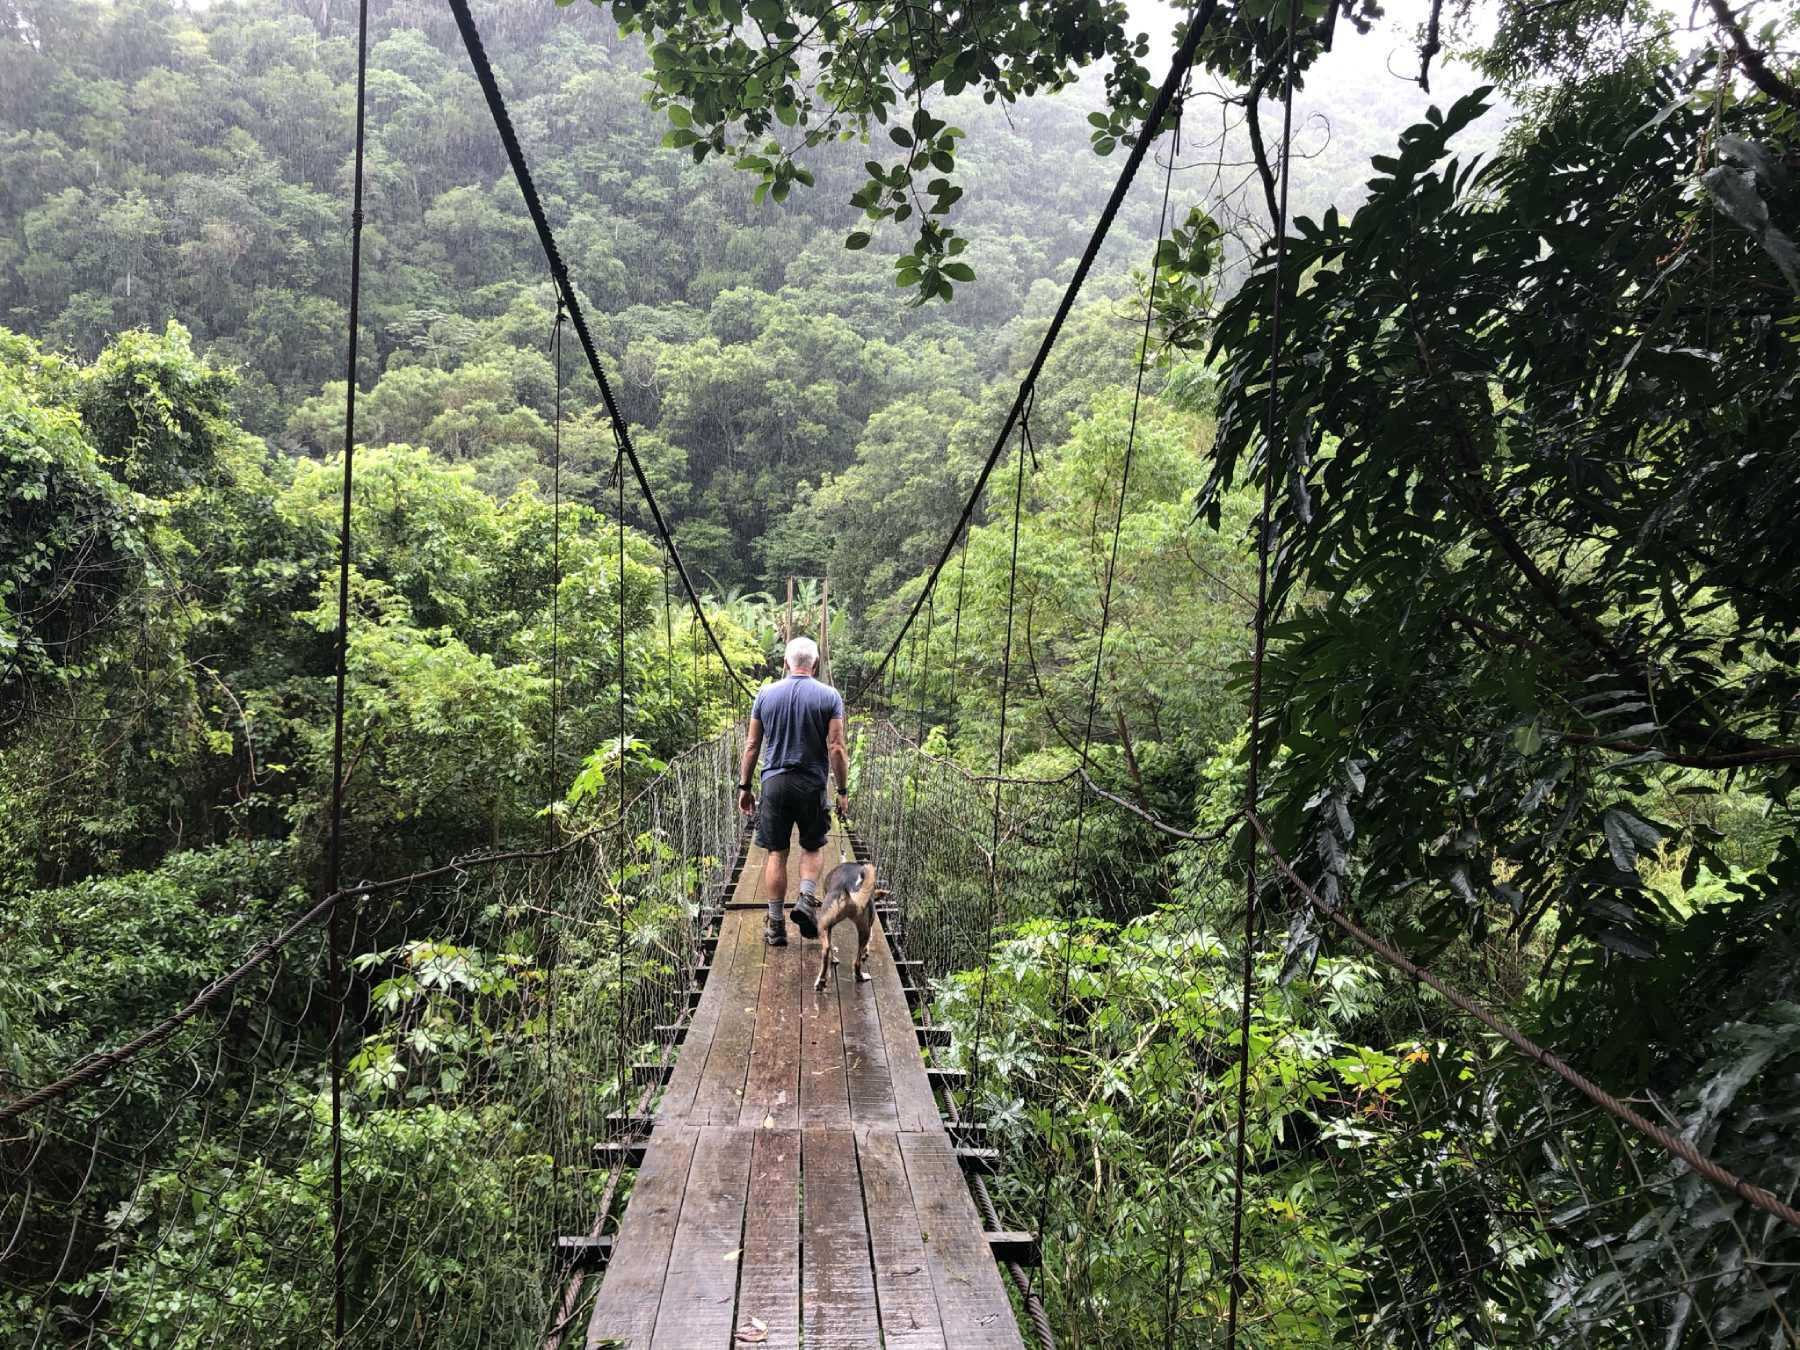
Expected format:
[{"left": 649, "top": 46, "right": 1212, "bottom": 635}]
[{"left": 756, "top": 772, "right": 831, "bottom": 852}]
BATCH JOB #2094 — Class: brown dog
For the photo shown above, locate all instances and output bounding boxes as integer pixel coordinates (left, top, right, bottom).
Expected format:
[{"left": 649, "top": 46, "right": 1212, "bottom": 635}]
[{"left": 813, "top": 861, "right": 882, "bottom": 991}]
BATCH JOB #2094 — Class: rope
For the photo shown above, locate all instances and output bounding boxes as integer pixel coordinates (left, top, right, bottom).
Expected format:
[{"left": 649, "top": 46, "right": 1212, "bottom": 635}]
[
  {"left": 915, "top": 586, "right": 935, "bottom": 745},
  {"left": 549, "top": 301, "right": 566, "bottom": 827},
  {"left": 848, "top": 0, "right": 1224, "bottom": 703},
  {"left": 325, "top": 0, "right": 371, "bottom": 1333},
  {"left": 1244, "top": 810, "right": 1800, "bottom": 1232},
  {"left": 0, "top": 822, "right": 640, "bottom": 1127},
  {"left": 898, "top": 587, "right": 934, "bottom": 932},
  {"left": 1228, "top": 2, "right": 1302, "bottom": 1341},
  {"left": 661, "top": 545, "right": 673, "bottom": 666},
  {"left": 443, "top": 0, "right": 751, "bottom": 701}
]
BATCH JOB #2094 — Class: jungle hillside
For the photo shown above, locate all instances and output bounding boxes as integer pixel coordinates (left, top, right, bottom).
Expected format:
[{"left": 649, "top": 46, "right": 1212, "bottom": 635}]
[{"left": 3, "top": 0, "right": 1799, "bottom": 1345}]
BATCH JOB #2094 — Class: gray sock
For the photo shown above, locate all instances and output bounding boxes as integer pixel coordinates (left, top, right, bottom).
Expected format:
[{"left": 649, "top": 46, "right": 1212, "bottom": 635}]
[
  {"left": 798, "top": 879, "right": 817, "bottom": 905},
  {"left": 767, "top": 896, "right": 785, "bottom": 923}
]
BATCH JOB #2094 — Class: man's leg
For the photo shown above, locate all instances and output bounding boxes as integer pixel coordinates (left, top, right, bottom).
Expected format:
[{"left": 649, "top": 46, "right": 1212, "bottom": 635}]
[
  {"left": 796, "top": 843, "right": 826, "bottom": 917},
  {"left": 757, "top": 776, "right": 793, "bottom": 945},
  {"left": 763, "top": 848, "right": 789, "bottom": 925},
  {"left": 789, "top": 789, "right": 830, "bottom": 938}
]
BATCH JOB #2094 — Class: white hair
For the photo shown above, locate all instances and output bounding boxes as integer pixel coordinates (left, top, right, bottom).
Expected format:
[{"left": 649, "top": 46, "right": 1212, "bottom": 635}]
[{"left": 784, "top": 636, "right": 819, "bottom": 671}]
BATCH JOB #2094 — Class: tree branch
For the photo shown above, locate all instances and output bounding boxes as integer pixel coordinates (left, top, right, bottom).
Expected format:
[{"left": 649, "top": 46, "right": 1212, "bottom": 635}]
[
  {"left": 1239, "top": 55, "right": 1282, "bottom": 225},
  {"left": 1708, "top": 0, "right": 1800, "bottom": 110},
  {"left": 1555, "top": 730, "right": 1800, "bottom": 768},
  {"left": 1418, "top": 0, "right": 1444, "bottom": 92}
]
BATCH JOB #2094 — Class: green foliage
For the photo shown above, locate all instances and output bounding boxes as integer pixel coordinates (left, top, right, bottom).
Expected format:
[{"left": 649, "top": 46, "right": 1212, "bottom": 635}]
[
  {"left": 605, "top": 0, "right": 1382, "bottom": 303},
  {"left": 1, "top": 326, "right": 741, "bottom": 883},
  {"left": 0, "top": 841, "right": 305, "bottom": 1092},
  {"left": 0, "top": 326, "right": 238, "bottom": 878},
  {"left": 67, "top": 1094, "right": 553, "bottom": 1346},
  {"left": 872, "top": 386, "right": 1258, "bottom": 853},
  {"left": 79, "top": 321, "right": 236, "bottom": 496},
  {"left": 350, "top": 940, "right": 533, "bottom": 1099},
  {"left": 1, "top": 0, "right": 1236, "bottom": 593},
  {"left": 6, "top": 3, "right": 1800, "bottom": 1343},
  {"left": 1204, "top": 64, "right": 1800, "bottom": 955},
  {"left": 1190, "top": 25, "right": 1800, "bottom": 1347},
  {"left": 0, "top": 334, "right": 145, "bottom": 698},
  {"left": 932, "top": 906, "right": 1390, "bottom": 1345}
]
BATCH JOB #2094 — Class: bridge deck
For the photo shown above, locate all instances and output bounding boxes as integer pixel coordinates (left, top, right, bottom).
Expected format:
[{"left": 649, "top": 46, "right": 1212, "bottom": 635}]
[{"left": 584, "top": 830, "right": 1023, "bottom": 1349}]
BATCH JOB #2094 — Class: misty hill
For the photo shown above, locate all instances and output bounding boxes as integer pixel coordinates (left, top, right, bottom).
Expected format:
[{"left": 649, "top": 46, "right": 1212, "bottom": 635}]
[{"left": 1, "top": 0, "right": 1498, "bottom": 593}]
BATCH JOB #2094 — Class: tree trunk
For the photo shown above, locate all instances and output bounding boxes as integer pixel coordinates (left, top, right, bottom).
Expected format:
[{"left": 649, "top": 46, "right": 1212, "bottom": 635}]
[{"left": 1114, "top": 707, "right": 1148, "bottom": 810}]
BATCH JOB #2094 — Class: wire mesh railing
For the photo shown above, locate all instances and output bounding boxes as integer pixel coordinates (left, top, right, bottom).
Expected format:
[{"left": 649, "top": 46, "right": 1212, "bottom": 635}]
[
  {"left": 847, "top": 718, "right": 1800, "bottom": 1349},
  {"left": 1, "top": 723, "right": 745, "bottom": 1348}
]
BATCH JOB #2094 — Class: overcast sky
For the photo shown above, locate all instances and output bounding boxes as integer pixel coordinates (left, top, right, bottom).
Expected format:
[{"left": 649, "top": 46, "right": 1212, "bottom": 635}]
[{"left": 1122, "top": 0, "right": 1492, "bottom": 119}]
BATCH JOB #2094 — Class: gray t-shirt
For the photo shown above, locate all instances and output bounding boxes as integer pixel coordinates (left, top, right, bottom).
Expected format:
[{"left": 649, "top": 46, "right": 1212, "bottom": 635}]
[{"left": 751, "top": 674, "right": 845, "bottom": 789}]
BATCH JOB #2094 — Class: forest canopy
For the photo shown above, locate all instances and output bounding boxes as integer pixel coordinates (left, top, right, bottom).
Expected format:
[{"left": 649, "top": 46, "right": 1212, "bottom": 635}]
[{"left": 3, "top": 0, "right": 1799, "bottom": 1344}]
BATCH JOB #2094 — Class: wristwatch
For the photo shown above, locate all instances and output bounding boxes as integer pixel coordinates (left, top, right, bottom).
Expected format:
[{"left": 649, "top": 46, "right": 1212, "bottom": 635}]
[{"left": 737, "top": 781, "right": 752, "bottom": 791}]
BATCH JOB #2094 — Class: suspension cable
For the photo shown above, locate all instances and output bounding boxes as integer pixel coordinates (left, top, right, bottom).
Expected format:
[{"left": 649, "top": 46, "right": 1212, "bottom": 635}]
[
  {"left": 969, "top": 401, "right": 1033, "bottom": 1119},
  {"left": 946, "top": 533, "right": 968, "bottom": 746},
  {"left": 444, "top": 0, "right": 750, "bottom": 700},
  {"left": 1029, "top": 87, "right": 1187, "bottom": 1307},
  {"left": 550, "top": 300, "right": 566, "bottom": 829},
  {"left": 546, "top": 297, "right": 566, "bottom": 1196},
  {"left": 616, "top": 441, "right": 629, "bottom": 1115},
  {"left": 325, "top": 0, "right": 371, "bottom": 1335},
  {"left": 1227, "top": 1, "right": 1304, "bottom": 1342},
  {"left": 849, "top": 0, "right": 1224, "bottom": 703},
  {"left": 914, "top": 585, "right": 936, "bottom": 746}
]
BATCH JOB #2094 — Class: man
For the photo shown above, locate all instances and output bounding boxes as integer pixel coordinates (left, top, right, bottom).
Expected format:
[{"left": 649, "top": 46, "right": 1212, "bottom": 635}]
[{"left": 736, "top": 635, "right": 850, "bottom": 946}]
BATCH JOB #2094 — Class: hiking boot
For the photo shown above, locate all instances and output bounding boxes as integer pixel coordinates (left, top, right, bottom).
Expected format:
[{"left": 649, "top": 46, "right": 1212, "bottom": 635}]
[
  {"left": 789, "top": 896, "right": 819, "bottom": 940},
  {"left": 764, "top": 917, "right": 788, "bottom": 947}
]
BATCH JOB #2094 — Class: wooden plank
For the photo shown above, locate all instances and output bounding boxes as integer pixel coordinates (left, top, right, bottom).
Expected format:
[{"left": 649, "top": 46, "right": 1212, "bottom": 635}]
[
  {"left": 866, "top": 923, "right": 940, "bottom": 1132},
  {"left": 736, "top": 1128, "right": 801, "bottom": 1349},
  {"left": 898, "top": 1131, "right": 1025, "bottom": 1348},
  {"left": 798, "top": 942, "right": 850, "bottom": 1126},
  {"left": 800, "top": 1127, "right": 880, "bottom": 1349},
  {"left": 739, "top": 908, "right": 802, "bottom": 1128},
  {"left": 648, "top": 1127, "right": 755, "bottom": 1349},
  {"left": 726, "top": 841, "right": 768, "bottom": 908},
  {"left": 856, "top": 1129, "right": 949, "bottom": 1350},
  {"left": 655, "top": 913, "right": 747, "bottom": 1123},
  {"left": 693, "top": 912, "right": 766, "bottom": 1125},
  {"left": 839, "top": 935, "right": 898, "bottom": 1128},
  {"left": 586, "top": 1126, "right": 701, "bottom": 1348}
]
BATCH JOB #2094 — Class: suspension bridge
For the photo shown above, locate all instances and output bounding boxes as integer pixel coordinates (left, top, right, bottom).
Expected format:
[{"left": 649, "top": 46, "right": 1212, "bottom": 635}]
[
  {"left": 577, "top": 817, "right": 1023, "bottom": 1350},
  {"left": 4, "top": 0, "right": 1799, "bottom": 1344}
]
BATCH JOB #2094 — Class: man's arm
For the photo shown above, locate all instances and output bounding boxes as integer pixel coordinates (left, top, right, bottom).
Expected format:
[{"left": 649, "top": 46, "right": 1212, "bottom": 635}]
[
  {"left": 826, "top": 715, "right": 849, "bottom": 811},
  {"left": 738, "top": 718, "right": 763, "bottom": 815}
]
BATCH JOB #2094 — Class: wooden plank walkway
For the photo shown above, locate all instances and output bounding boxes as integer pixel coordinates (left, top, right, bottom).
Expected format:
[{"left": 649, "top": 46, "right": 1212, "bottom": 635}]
[{"left": 584, "top": 826, "right": 1023, "bottom": 1349}]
